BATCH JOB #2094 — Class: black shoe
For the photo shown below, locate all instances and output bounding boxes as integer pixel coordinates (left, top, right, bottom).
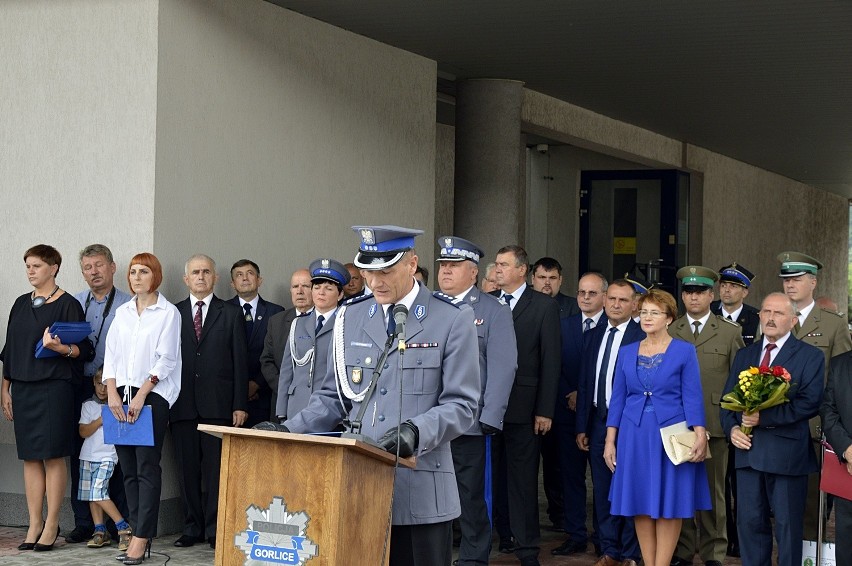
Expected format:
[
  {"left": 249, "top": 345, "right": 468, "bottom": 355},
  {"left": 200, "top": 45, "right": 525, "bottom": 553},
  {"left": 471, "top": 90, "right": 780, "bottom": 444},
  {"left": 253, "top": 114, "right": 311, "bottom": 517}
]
[
  {"left": 65, "top": 525, "right": 92, "bottom": 543},
  {"left": 519, "top": 557, "right": 541, "bottom": 566},
  {"left": 34, "top": 526, "right": 60, "bottom": 551},
  {"left": 208, "top": 536, "right": 216, "bottom": 549},
  {"left": 498, "top": 537, "right": 515, "bottom": 553},
  {"left": 727, "top": 542, "right": 740, "bottom": 557},
  {"left": 670, "top": 558, "right": 692, "bottom": 566},
  {"left": 173, "top": 534, "right": 201, "bottom": 547},
  {"left": 705, "top": 561, "right": 723, "bottom": 566},
  {"left": 551, "top": 538, "right": 587, "bottom": 555}
]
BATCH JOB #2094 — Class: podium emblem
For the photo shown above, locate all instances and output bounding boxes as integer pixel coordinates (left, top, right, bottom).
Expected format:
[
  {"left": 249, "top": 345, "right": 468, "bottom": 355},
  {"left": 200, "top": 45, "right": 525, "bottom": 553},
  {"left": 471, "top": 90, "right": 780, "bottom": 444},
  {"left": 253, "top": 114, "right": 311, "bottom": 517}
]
[{"left": 235, "top": 496, "right": 318, "bottom": 565}]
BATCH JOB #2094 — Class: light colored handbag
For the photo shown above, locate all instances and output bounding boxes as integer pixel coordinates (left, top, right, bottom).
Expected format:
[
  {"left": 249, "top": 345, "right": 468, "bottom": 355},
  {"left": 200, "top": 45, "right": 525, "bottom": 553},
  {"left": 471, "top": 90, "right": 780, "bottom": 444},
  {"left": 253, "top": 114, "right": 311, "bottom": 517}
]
[{"left": 660, "top": 421, "right": 711, "bottom": 465}]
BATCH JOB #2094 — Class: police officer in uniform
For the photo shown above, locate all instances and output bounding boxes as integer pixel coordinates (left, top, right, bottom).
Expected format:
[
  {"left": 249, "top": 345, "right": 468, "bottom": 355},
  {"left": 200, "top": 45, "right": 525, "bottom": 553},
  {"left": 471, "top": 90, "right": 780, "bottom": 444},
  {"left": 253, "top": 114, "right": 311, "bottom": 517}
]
[
  {"left": 778, "top": 251, "right": 852, "bottom": 541},
  {"left": 266, "top": 225, "right": 480, "bottom": 566},
  {"left": 624, "top": 274, "right": 649, "bottom": 323},
  {"left": 711, "top": 263, "right": 759, "bottom": 346},
  {"left": 669, "top": 266, "right": 744, "bottom": 566},
  {"left": 436, "top": 236, "right": 517, "bottom": 566},
  {"left": 274, "top": 258, "right": 349, "bottom": 421}
]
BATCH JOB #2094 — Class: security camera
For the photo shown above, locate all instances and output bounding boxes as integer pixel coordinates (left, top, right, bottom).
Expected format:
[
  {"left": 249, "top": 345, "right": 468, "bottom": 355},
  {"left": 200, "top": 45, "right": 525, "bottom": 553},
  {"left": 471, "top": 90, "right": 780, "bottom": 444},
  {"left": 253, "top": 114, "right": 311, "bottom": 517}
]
[{"left": 535, "top": 144, "right": 549, "bottom": 154}]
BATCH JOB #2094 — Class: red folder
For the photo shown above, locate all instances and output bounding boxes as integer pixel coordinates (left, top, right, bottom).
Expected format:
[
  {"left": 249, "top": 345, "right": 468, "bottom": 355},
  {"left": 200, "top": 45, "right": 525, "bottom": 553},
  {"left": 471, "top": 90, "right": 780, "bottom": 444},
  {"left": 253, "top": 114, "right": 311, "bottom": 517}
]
[{"left": 820, "top": 447, "right": 852, "bottom": 501}]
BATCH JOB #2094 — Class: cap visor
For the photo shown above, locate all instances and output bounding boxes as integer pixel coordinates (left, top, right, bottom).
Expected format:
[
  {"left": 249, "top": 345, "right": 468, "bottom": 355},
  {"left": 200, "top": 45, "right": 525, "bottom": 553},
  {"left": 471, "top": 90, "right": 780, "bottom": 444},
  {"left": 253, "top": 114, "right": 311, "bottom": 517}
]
[{"left": 354, "top": 250, "right": 405, "bottom": 270}]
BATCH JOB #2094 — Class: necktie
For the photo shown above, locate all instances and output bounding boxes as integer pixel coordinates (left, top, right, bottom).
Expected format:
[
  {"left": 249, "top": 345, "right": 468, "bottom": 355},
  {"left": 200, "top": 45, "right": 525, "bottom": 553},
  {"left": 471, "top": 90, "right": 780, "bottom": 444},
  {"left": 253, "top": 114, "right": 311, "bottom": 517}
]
[
  {"left": 760, "top": 343, "right": 776, "bottom": 367},
  {"left": 387, "top": 304, "right": 396, "bottom": 336},
  {"left": 243, "top": 303, "right": 254, "bottom": 338},
  {"left": 316, "top": 314, "right": 325, "bottom": 335},
  {"left": 794, "top": 313, "right": 802, "bottom": 334},
  {"left": 726, "top": 315, "right": 733, "bottom": 321},
  {"left": 193, "top": 301, "right": 204, "bottom": 340},
  {"left": 583, "top": 318, "right": 593, "bottom": 333},
  {"left": 692, "top": 320, "right": 701, "bottom": 339},
  {"left": 503, "top": 293, "right": 514, "bottom": 308},
  {"left": 596, "top": 327, "right": 619, "bottom": 420}
]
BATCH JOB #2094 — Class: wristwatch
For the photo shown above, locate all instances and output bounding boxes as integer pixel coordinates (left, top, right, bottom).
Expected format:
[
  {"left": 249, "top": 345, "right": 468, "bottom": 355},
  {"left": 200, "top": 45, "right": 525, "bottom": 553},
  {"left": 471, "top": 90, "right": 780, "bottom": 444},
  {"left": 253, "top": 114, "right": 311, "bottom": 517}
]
[
  {"left": 148, "top": 375, "right": 159, "bottom": 385},
  {"left": 65, "top": 345, "right": 73, "bottom": 358}
]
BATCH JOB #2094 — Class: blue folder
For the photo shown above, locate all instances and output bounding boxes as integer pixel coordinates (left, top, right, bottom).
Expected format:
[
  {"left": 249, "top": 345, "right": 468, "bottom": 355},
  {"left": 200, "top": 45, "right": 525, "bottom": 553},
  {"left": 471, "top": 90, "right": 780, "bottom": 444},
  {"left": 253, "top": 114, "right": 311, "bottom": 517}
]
[
  {"left": 34, "top": 321, "right": 93, "bottom": 359},
  {"left": 102, "top": 405, "right": 155, "bottom": 446}
]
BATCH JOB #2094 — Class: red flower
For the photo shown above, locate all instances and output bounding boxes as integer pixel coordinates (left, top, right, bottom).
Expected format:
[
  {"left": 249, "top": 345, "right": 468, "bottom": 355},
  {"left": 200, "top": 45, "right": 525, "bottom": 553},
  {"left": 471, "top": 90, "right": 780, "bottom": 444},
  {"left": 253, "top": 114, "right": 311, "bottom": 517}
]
[
  {"left": 772, "top": 366, "right": 784, "bottom": 377},
  {"left": 781, "top": 369, "right": 792, "bottom": 382},
  {"left": 759, "top": 365, "right": 771, "bottom": 374}
]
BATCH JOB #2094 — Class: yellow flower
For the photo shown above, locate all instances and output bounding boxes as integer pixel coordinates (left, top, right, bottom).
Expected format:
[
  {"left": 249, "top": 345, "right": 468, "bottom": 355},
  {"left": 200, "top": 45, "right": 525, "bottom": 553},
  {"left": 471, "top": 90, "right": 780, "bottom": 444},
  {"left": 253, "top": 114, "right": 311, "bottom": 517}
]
[{"left": 749, "top": 367, "right": 759, "bottom": 375}]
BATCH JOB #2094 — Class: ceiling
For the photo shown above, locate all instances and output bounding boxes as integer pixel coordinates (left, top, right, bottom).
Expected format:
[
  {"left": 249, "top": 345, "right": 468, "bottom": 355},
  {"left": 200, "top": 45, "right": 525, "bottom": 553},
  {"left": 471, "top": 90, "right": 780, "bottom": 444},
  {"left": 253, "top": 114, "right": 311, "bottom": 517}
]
[{"left": 269, "top": 1, "right": 852, "bottom": 198}]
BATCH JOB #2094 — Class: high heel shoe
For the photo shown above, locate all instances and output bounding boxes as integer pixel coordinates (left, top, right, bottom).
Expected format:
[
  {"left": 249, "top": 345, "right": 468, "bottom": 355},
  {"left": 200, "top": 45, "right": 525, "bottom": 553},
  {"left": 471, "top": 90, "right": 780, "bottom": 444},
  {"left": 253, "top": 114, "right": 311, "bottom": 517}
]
[
  {"left": 17, "top": 522, "right": 45, "bottom": 550},
  {"left": 122, "top": 538, "right": 152, "bottom": 565},
  {"left": 33, "top": 525, "right": 59, "bottom": 552}
]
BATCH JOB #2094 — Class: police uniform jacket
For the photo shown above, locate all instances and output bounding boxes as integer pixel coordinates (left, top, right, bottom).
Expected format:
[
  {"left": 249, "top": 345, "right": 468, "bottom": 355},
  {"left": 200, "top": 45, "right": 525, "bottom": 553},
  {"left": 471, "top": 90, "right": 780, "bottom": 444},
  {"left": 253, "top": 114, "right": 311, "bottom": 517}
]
[
  {"left": 285, "top": 284, "right": 480, "bottom": 525},
  {"left": 275, "top": 309, "right": 337, "bottom": 419},
  {"left": 669, "top": 314, "right": 744, "bottom": 437},
  {"left": 458, "top": 288, "right": 517, "bottom": 434},
  {"left": 711, "top": 300, "right": 760, "bottom": 345}
]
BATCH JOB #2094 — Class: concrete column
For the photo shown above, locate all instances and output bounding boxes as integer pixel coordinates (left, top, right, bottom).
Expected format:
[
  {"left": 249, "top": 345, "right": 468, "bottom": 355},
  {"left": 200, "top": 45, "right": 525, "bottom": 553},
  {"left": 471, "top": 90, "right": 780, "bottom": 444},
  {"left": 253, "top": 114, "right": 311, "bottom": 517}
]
[{"left": 454, "top": 79, "right": 524, "bottom": 256}]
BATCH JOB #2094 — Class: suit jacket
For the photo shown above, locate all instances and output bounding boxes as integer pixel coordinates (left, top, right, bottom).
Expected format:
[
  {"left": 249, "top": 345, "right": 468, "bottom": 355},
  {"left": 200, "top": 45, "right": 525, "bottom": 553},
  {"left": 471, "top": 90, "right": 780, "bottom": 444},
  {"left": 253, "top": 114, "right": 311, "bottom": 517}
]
[
  {"left": 607, "top": 339, "right": 705, "bottom": 429},
  {"left": 555, "top": 292, "right": 581, "bottom": 319},
  {"left": 711, "top": 300, "right": 760, "bottom": 345},
  {"left": 259, "top": 308, "right": 300, "bottom": 394},
  {"left": 276, "top": 309, "right": 337, "bottom": 419},
  {"left": 492, "top": 287, "right": 562, "bottom": 423},
  {"left": 285, "top": 285, "right": 479, "bottom": 525},
  {"left": 820, "top": 351, "right": 852, "bottom": 464},
  {"left": 720, "top": 335, "right": 824, "bottom": 476},
  {"left": 575, "top": 319, "right": 645, "bottom": 435},
  {"left": 457, "top": 287, "right": 517, "bottom": 434},
  {"left": 171, "top": 295, "right": 249, "bottom": 422},
  {"left": 555, "top": 311, "right": 607, "bottom": 425},
  {"left": 669, "top": 314, "right": 744, "bottom": 437}
]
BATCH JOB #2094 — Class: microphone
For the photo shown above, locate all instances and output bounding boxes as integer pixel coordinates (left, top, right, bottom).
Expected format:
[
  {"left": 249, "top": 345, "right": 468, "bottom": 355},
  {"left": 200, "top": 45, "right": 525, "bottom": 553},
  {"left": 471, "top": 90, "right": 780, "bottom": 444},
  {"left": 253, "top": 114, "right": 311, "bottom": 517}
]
[{"left": 392, "top": 304, "right": 409, "bottom": 351}]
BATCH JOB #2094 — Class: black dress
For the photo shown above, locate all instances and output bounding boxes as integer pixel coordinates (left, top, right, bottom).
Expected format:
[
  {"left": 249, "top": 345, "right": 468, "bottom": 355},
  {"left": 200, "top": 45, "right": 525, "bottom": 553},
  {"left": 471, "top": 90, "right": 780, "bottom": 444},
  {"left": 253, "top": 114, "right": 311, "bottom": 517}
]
[{"left": 2, "top": 292, "right": 88, "bottom": 460}]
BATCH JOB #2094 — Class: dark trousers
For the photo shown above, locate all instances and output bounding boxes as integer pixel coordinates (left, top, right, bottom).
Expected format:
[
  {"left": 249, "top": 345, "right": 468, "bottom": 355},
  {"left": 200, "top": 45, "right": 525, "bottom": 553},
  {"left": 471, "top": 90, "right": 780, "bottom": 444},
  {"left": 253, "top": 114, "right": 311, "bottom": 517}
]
[
  {"left": 540, "top": 423, "right": 564, "bottom": 526},
  {"left": 724, "top": 442, "right": 738, "bottom": 550},
  {"left": 736, "top": 466, "right": 808, "bottom": 566},
  {"left": 491, "top": 441, "right": 511, "bottom": 541},
  {"left": 171, "top": 417, "right": 228, "bottom": 539},
  {"left": 493, "top": 422, "right": 542, "bottom": 560},
  {"left": 71, "top": 378, "right": 128, "bottom": 534},
  {"left": 588, "top": 412, "right": 639, "bottom": 560},
  {"left": 554, "top": 420, "right": 591, "bottom": 544},
  {"left": 115, "top": 387, "right": 169, "bottom": 539},
  {"left": 389, "top": 521, "right": 452, "bottom": 566},
  {"left": 835, "top": 496, "right": 852, "bottom": 562},
  {"left": 451, "top": 434, "right": 491, "bottom": 565}
]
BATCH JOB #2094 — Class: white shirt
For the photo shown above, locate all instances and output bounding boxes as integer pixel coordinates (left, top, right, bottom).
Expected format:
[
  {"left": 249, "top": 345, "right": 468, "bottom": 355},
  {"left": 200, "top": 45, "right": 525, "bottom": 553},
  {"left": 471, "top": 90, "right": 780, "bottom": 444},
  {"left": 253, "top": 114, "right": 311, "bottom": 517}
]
[
  {"left": 238, "top": 295, "right": 259, "bottom": 319},
  {"left": 79, "top": 398, "right": 118, "bottom": 463},
  {"left": 501, "top": 283, "right": 526, "bottom": 310},
  {"left": 594, "top": 319, "right": 631, "bottom": 407},
  {"left": 102, "top": 293, "right": 183, "bottom": 407},
  {"left": 583, "top": 309, "right": 605, "bottom": 330},
  {"left": 721, "top": 304, "right": 743, "bottom": 321},
  {"left": 687, "top": 312, "right": 712, "bottom": 336},
  {"left": 761, "top": 333, "right": 791, "bottom": 365},
  {"left": 316, "top": 306, "right": 337, "bottom": 323},
  {"left": 796, "top": 300, "right": 816, "bottom": 325},
  {"left": 190, "top": 293, "right": 214, "bottom": 326}
]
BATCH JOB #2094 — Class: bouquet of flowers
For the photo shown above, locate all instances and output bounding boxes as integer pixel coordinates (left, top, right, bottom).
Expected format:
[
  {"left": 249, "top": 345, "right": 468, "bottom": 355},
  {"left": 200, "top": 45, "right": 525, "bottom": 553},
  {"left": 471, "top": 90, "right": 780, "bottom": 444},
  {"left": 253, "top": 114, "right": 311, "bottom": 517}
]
[{"left": 720, "top": 365, "right": 792, "bottom": 435}]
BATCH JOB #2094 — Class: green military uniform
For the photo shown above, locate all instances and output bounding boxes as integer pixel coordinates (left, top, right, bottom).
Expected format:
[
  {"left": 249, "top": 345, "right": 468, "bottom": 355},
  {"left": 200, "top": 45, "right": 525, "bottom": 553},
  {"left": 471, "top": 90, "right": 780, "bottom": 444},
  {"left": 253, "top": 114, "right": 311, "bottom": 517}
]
[
  {"left": 778, "top": 251, "right": 852, "bottom": 541},
  {"left": 671, "top": 266, "right": 745, "bottom": 565}
]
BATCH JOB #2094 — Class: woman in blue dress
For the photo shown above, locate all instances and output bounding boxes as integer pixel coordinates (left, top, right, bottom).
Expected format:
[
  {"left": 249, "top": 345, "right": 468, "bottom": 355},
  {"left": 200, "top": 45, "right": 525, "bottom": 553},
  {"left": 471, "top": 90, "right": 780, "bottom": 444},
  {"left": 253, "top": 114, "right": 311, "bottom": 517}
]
[{"left": 604, "top": 289, "right": 711, "bottom": 566}]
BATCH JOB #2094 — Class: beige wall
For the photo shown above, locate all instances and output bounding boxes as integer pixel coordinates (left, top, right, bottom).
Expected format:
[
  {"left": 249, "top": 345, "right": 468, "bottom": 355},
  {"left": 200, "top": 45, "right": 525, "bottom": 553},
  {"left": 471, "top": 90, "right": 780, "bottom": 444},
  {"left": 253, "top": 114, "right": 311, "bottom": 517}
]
[{"left": 153, "top": 0, "right": 437, "bottom": 303}]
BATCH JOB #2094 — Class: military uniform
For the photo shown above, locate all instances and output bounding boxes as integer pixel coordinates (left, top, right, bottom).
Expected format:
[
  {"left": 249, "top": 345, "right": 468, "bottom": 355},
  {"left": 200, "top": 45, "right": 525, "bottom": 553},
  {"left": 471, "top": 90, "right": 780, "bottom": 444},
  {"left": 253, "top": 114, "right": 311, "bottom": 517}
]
[{"left": 671, "top": 266, "right": 744, "bottom": 565}]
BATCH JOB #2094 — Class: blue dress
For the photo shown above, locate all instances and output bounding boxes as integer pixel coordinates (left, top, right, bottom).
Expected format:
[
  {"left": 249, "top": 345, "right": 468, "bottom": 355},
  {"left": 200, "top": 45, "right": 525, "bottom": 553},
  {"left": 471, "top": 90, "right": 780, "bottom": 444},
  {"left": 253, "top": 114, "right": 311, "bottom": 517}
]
[{"left": 607, "top": 339, "right": 711, "bottom": 519}]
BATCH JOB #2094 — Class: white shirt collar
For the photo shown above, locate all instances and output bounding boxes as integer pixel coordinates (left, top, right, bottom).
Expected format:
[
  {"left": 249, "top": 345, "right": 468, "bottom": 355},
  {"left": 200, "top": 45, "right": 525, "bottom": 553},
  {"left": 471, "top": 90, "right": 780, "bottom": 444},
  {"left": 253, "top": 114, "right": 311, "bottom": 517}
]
[{"left": 797, "top": 300, "right": 816, "bottom": 324}]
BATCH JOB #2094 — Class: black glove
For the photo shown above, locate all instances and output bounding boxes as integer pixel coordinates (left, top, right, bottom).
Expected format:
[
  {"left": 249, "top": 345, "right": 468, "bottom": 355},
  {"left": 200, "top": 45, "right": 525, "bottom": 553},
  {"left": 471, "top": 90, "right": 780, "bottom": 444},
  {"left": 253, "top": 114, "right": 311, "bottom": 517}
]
[
  {"left": 480, "top": 422, "right": 499, "bottom": 436},
  {"left": 252, "top": 421, "right": 289, "bottom": 433},
  {"left": 378, "top": 420, "right": 419, "bottom": 458}
]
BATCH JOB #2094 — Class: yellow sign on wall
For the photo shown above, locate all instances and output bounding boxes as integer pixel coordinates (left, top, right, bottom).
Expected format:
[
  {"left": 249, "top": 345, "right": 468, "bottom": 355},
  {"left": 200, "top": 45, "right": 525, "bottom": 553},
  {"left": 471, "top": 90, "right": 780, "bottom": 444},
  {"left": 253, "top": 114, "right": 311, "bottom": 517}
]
[{"left": 613, "top": 237, "right": 636, "bottom": 255}]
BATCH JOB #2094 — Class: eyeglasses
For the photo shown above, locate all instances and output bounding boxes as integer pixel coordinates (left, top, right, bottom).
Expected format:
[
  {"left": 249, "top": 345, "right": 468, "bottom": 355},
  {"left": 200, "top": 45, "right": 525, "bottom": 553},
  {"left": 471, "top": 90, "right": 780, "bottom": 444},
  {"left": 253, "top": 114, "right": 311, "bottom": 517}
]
[
  {"left": 638, "top": 310, "right": 666, "bottom": 318},
  {"left": 577, "top": 290, "right": 599, "bottom": 297}
]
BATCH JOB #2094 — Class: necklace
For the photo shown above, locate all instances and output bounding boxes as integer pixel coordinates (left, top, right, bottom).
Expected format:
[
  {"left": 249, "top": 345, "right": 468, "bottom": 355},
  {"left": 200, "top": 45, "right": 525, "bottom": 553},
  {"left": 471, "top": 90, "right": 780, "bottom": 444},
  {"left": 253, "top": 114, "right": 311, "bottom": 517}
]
[
  {"left": 640, "top": 336, "right": 671, "bottom": 356},
  {"left": 31, "top": 286, "right": 59, "bottom": 309}
]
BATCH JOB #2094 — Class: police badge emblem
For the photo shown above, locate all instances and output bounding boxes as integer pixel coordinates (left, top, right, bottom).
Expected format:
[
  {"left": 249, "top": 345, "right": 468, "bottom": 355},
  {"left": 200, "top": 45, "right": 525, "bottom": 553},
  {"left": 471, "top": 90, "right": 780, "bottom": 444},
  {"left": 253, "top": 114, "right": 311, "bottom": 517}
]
[
  {"left": 360, "top": 229, "right": 374, "bottom": 245},
  {"left": 321, "top": 259, "right": 329, "bottom": 269},
  {"left": 235, "top": 497, "right": 318, "bottom": 565}
]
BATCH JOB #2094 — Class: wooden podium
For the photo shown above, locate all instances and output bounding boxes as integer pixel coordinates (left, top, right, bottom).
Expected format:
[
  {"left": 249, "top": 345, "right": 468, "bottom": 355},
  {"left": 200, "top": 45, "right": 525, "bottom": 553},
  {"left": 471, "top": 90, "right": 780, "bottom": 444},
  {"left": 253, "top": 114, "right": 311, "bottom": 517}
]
[{"left": 199, "top": 425, "right": 413, "bottom": 566}]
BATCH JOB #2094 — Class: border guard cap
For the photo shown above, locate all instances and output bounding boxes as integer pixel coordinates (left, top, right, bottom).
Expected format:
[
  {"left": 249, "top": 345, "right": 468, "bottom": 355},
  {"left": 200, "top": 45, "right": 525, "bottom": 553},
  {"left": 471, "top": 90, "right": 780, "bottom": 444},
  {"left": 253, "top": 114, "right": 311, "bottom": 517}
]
[
  {"left": 676, "top": 265, "right": 719, "bottom": 290},
  {"left": 777, "top": 251, "right": 822, "bottom": 277},
  {"left": 352, "top": 225, "right": 423, "bottom": 270},
  {"left": 718, "top": 262, "right": 754, "bottom": 288},
  {"left": 436, "top": 236, "right": 484, "bottom": 264},
  {"left": 309, "top": 258, "right": 351, "bottom": 287},
  {"left": 624, "top": 273, "right": 650, "bottom": 295}
]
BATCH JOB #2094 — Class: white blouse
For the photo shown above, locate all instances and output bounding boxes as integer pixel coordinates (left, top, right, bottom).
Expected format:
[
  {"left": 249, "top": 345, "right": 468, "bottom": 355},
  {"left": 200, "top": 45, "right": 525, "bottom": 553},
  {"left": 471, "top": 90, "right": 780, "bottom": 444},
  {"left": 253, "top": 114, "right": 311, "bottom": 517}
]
[{"left": 102, "top": 293, "right": 182, "bottom": 407}]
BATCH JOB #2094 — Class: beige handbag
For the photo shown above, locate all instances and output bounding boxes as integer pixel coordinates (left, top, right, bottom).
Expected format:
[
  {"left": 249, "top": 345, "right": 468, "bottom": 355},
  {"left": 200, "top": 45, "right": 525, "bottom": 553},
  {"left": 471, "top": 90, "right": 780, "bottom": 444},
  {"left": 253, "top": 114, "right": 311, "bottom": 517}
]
[{"left": 660, "top": 421, "right": 712, "bottom": 465}]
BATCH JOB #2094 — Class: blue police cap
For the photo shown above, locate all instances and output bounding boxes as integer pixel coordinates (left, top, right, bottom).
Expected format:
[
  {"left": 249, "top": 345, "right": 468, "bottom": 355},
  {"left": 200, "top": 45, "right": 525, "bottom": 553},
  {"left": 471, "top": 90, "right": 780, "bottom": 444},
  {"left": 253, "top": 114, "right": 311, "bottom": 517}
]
[
  {"left": 436, "top": 235, "right": 484, "bottom": 264},
  {"left": 352, "top": 225, "right": 423, "bottom": 270},
  {"left": 309, "top": 258, "right": 351, "bottom": 287},
  {"left": 624, "top": 273, "right": 650, "bottom": 295},
  {"left": 718, "top": 262, "right": 754, "bottom": 288}
]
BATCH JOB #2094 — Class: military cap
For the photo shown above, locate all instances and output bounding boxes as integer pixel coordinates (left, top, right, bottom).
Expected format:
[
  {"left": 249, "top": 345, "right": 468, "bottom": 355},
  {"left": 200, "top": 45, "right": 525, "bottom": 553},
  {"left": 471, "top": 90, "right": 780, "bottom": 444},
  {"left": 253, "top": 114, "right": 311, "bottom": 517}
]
[
  {"left": 436, "top": 236, "right": 484, "bottom": 264},
  {"left": 718, "top": 262, "right": 754, "bottom": 288},
  {"left": 676, "top": 265, "right": 719, "bottom": 289},
  {"left": 352, "top": 225, "right": 423, "bottom": 270},
  {"left": 309, "top": 258, "right": 351, "bottom": 287},
  {"left": 624, "top": 273, "right": 650, "bottom": 295},
  {"left": 777, "top": 251, "right": 822, "bottom": 277}
]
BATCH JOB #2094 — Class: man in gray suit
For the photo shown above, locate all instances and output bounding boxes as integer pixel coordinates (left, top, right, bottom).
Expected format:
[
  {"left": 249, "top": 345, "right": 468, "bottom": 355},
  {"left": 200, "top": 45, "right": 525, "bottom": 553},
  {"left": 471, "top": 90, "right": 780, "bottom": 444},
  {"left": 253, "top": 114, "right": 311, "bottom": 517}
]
[
  {"left": 436, "top": 235, "right": 517, "bottom": 566},
  {"left": 269, "top": 225, "right": 480, "bottom": 566}
]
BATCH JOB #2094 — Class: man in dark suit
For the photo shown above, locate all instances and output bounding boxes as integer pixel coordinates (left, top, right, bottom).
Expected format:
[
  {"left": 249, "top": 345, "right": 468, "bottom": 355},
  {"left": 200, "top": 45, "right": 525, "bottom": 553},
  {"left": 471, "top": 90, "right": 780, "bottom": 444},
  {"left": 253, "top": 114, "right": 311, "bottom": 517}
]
[
  {"left": 710, "top": 262, "right": 759, "bottom": 345},
  {"left": 490, "top": 245, "right": 561, "bottom": 566},
  {"left": 436, "top": 236, "right": 517, "bottom": 566},
  {"left": 259, "top": 268, "right": 313, "bottom": 416},
  {"left": 227, "top": 259, "right": 284, "bottom": 428},
  {"left": 820, "top": 351, "right": 852, "bottom": 562},
  {"left": 575, "top": 279, "right": 644, "bottom": 566},
  {"left": 171, "top": 254, "right": 249, "bottom": 549},
  {"left": 552, "top": 272, "right": 608, "bottom": 557},
  {"left": 721, "top": 292, "right": 824, "bottom": 566}
]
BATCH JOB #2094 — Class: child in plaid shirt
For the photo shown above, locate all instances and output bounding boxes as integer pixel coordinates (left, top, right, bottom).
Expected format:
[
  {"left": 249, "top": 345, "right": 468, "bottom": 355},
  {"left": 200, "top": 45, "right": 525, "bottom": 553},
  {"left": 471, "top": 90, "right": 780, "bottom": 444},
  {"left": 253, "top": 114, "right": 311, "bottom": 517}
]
[{"left": 78, "top": 368, "right": 131, "bottom": 550}]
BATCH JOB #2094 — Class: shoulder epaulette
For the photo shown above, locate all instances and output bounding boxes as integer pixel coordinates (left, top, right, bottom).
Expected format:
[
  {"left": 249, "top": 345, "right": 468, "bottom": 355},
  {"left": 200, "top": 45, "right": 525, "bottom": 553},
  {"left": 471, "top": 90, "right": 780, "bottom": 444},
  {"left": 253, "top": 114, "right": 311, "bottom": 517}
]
[
  {"left": 820, "top": 307, "right": 845, "bottom": 318},
  {"left": 341, "top": 293, "right": 374, "bottom": 307},
  {"left": 432, "top": 291, "right": 463, "bottom": 307},
  {"left": 717, "top": 314, "right": 741, "bottom": 327}
]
